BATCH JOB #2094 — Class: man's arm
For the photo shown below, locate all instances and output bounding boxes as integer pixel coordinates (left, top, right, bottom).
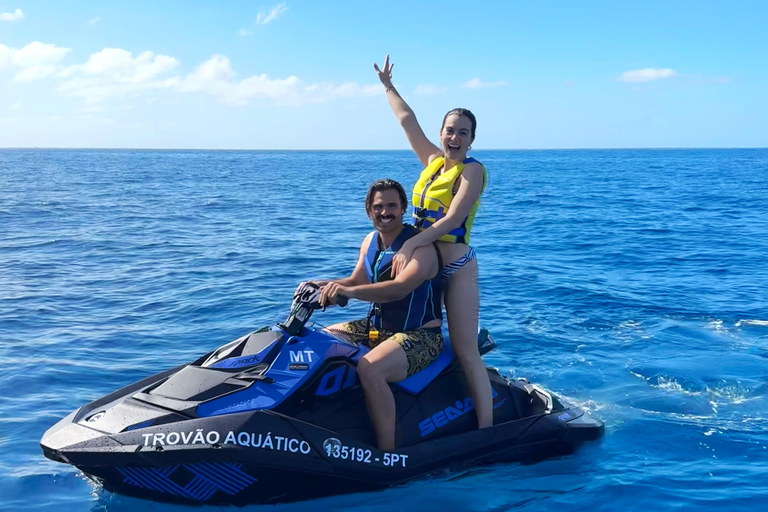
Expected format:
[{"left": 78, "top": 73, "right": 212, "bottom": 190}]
[{"left": 321, "top": 244, "right": 438, "bottom": 305}]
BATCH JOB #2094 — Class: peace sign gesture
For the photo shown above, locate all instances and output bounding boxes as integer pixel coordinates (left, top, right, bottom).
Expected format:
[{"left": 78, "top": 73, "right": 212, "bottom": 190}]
[{"left": 373, "top": 54, "right": 394, "bottom": 88}]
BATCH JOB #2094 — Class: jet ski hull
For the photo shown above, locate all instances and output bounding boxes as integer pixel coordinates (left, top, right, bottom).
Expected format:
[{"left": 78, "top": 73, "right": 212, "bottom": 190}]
[
  {"left": 41, "top": 302, "right": 603, "bottom": 505},
  {"left": 42, "top": 365, "right": 602, "bottom": 505}
]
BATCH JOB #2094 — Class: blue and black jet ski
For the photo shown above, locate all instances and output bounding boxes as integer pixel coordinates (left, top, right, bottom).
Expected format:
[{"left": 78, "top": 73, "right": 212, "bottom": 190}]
[{"left": 40, "top": 287, "right": 604, "bottom": 506}]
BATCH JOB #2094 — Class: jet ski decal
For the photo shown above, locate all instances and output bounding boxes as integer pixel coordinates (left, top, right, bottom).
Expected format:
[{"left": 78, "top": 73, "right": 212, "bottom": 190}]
[
  {"left": 315, "top": 364, "right": 357, "bottom": 396},
  {"left": 117, "top": 462, "right": 256, "bottom": 502},
  {"left": 323, "top": 437, "right": 408, "bottom": 467},
  {"left": 141, "top": 429, "right": 312, "bottom": 454},
  {"left": 419, "top": 389, "right": 502, "bottom": 437}
]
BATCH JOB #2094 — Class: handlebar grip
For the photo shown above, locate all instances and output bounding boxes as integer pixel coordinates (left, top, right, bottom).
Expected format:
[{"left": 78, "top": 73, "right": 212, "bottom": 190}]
[{"left": 336, "top": 295, "right": 349, "bottom": 307}]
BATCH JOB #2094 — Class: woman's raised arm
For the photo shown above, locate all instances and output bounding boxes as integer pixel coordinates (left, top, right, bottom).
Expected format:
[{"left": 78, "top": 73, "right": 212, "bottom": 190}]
[{"left": 374, "top": 55, "right": 440, "bottom": 167}]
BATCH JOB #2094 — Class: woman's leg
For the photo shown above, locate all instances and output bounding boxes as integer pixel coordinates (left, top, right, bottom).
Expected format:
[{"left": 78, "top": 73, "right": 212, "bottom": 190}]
[{"left": 444, "top": 258, "right": 493, "bottom": 428}]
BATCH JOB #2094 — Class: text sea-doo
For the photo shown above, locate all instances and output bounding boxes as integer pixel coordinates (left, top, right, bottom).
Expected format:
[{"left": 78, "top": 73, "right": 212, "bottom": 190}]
[{"left": 41, "top": 289, "right": 604, "bottom": 505}]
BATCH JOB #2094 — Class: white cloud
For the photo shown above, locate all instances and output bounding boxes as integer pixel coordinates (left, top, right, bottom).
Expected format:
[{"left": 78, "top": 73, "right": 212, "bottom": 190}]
[
  {"left": 58, "top": 76, "right": 179, "bottom": 104},
  {"left": 15, "top": 65, "right": 57, "bottom": 81},
  {"left": 462, "top": 78, "right": 507, "bottom": 89},
  {"left": 75, "top": 48, "right": 179, "bottom": 82},
  {"left": 175, "top": 54, "right": 379, "bottom": 106},
  {"left": 87, "top": 17, "right": 100, "bottom": 26},
  {"left": 181, "top": 54, "right": 233, "bottom": 84},
  {"left": 11, "top": 101, "right": 22, "bottom": 110},
  {"left": 13, "top": 42, "right": 71, "bottom": 67},
  {"left": 414, "top": 84, "right": 448, "bottom": 95},
  {"left": 618, "top": 68, "right": 676, "bottom": 83},
  {"left": 4, "top": 41, "right": 378, "bottom": 107},
  {"left": 318, "top": 82, "right": 381, "bottom": 98},
  {"left": 168, "top": 54, "right": 280, "bottom": 106},
  {"left": 239, "top": 28, "right": 253, "bottom": 37},
  {"left": 0, "top": 45, "right": 10, "bottom": 68},
  {"left": 83, "top": 105, "right": 104, "bottom": 114},
  {"left": 0, "top": 42, "right": 72, "bottom": 81},
  {"left": 1, "top": 8, "right": 24, "bottom": 21},
  {"left": 58, "top": 48, "right": 180, "bottom": 103},
  {"left": 256, "top": 3, "right": 288, "bottom": 25}
]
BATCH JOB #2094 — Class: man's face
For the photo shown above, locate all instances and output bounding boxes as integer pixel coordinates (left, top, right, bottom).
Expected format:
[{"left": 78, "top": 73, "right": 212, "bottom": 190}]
[{"left": 369, "top": 189, "right": 405, "bottom": 234}]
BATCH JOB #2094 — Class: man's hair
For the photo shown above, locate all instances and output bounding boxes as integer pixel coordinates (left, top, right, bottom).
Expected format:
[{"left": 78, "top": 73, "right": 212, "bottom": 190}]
[{"left": 365, "top": 179, "right": 408, "bottom": 215}]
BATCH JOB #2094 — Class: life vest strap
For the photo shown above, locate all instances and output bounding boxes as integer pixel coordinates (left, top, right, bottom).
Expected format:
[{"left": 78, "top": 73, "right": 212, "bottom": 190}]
[
  {"left": 413, "top": 206, "right": 447, "bottom": 220},
  {"left": 413, "top": 216, "right": 467, "bottom": 238}
]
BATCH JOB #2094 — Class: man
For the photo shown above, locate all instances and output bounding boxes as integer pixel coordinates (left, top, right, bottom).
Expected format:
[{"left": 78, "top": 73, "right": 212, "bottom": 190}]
[{"left": 317, "top": 178, "right": 444, "bottom": 451}]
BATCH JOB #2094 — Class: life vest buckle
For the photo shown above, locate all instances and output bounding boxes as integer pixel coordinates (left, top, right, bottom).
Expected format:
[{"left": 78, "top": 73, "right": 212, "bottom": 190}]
[{"left": 413, "top": 207, "right": 428, "bottom": 228}]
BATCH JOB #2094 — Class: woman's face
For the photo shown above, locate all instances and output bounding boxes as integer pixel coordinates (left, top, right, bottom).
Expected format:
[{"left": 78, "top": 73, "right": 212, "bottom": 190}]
[{"left": 440, "top": 114, "right": 474, "bottom": 161}]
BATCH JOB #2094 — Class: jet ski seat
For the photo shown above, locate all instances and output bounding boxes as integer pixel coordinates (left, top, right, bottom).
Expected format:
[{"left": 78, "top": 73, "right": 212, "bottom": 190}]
[{"left": 394, "top": 328, "right": 494, "bottom": 395}]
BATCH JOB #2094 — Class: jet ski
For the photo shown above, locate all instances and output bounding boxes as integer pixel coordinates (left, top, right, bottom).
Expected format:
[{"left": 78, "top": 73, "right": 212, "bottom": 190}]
[{"left": 40, "top": 287, "right": 604, "bottom": 506}]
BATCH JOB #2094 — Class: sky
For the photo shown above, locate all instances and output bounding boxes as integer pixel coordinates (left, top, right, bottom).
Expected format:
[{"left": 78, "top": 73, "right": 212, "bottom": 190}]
[{"left": 1, "top": 0, "right": 766, "bottom": 149}]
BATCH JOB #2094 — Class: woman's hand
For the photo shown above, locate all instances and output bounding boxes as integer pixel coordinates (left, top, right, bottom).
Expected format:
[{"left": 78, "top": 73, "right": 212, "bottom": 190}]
[
  {"left": 391, "top": 240, "right": 416, "bottom": 277},
  {"left": 373, "top": 54, "right": 394, "bottom": 88},
  {"left": 373, "top": 54, "right": 439, "bottom": 165},
  {"left": 320, "top": 282, "right": 349, "bottom": 307}
]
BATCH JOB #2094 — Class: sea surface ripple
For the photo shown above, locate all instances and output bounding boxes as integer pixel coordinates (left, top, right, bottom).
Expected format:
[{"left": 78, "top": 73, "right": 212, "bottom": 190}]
[{"left": 1, "top": 149, "right": 767, "bottom": 511}]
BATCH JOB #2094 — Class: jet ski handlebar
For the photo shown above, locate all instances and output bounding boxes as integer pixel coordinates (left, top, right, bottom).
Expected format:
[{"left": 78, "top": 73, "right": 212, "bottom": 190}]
[{"left": 279, "top": 282, "right": 347, "bottom": 336}]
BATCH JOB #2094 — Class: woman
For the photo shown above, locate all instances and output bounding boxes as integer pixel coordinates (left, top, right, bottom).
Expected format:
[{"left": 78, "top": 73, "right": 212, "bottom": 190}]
[{"left": 373, "top": 55, "right": 493, "bottom": 429}]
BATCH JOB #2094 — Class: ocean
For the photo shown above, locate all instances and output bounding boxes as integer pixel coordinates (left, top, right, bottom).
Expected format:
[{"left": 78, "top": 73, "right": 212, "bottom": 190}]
[{"left": 1, "top": 148, "right": 767, "bottom": 511}]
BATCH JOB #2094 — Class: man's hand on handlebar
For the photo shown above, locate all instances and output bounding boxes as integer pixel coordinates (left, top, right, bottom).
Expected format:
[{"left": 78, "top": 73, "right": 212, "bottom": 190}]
[{"left": 319, "top": 282, "right": 349, "bottom": 307}]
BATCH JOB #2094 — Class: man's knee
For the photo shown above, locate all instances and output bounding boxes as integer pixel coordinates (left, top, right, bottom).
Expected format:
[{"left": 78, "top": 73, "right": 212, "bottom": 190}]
[{"left": 357, "top": 357, "right": 384, "bottom": 387}]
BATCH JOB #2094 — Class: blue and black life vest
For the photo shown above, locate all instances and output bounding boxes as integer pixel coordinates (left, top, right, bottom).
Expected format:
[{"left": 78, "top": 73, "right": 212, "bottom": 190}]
[{"left": 363, "top": 224, "right": 443, "bottom": 332}]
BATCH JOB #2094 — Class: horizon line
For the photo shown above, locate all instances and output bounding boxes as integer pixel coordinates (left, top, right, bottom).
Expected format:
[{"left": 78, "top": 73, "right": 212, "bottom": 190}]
[{"left": 1, "top": 146, "right": 767, "bottom": 151}]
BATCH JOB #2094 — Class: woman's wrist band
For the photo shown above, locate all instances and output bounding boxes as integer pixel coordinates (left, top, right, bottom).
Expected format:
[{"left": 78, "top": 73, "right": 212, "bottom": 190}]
[{"left": 385, "top": 86, "right": 395, "bottom": 93}]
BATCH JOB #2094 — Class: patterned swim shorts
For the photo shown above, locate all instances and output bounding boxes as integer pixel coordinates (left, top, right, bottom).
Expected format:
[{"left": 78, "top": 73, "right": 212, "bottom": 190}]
[{"left": 326, "top": 319, "right": 444, "bottom": 377}]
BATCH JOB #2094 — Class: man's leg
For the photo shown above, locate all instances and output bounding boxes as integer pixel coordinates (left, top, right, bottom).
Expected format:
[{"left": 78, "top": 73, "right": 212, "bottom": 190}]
[{"left": 357, "top": 339, "right": 408, "bottom": 451}]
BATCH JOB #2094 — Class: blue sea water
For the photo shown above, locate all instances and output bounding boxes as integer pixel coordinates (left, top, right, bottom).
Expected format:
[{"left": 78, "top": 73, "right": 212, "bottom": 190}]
[{"left": 1, "top": 148, "right": 767, "bottom": 511}]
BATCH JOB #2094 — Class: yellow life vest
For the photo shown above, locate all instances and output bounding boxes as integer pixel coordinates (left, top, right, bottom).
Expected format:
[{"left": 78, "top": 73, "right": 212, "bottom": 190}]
[{"left": 411, "top": 156, "right": 487, "bottom": 244}]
